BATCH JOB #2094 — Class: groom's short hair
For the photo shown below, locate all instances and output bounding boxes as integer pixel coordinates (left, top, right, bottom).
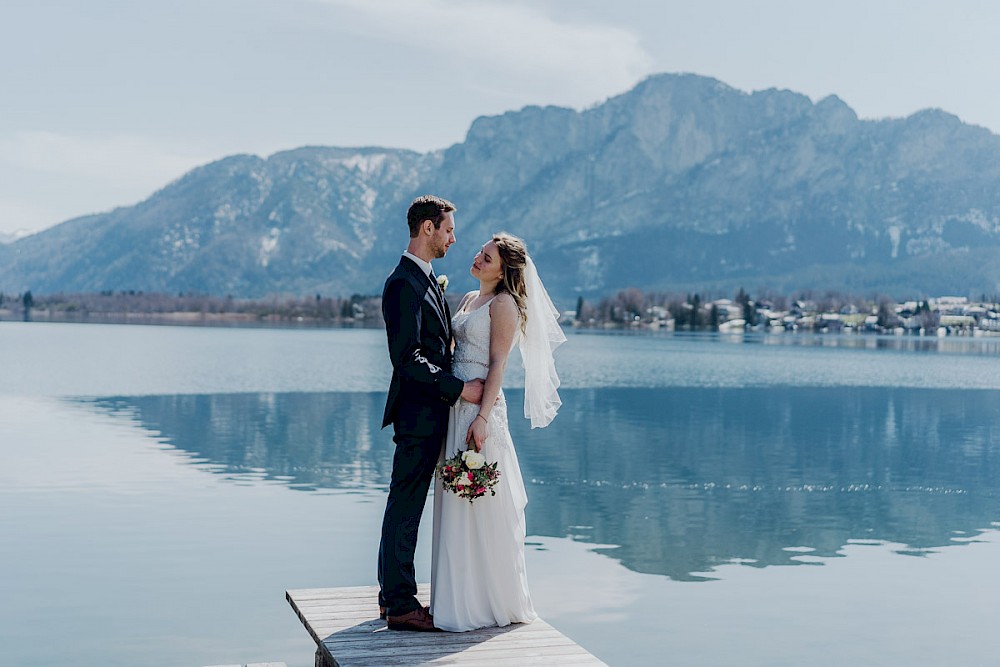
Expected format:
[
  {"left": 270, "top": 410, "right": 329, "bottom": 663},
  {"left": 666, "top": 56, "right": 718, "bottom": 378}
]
[{"left": 407, "top": 195, "right": 456, "bottom": 237}]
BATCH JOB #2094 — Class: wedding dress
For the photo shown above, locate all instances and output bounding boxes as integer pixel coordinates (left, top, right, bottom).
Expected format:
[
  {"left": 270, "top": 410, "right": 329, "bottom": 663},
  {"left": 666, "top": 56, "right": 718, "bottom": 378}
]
[{"left": 430, "top": 296, "right": 538, "bottom": 632}]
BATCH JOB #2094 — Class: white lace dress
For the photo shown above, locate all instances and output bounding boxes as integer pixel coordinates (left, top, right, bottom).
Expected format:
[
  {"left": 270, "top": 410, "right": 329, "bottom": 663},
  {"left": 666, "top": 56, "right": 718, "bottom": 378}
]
[{"left": 430, "top": 298, "right": 537, "bottom": 632}]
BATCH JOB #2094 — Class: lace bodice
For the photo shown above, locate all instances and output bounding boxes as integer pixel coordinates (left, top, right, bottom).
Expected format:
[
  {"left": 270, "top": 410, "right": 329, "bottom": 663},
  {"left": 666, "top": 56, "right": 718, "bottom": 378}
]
[{"left": 451, "top": 299, "right": 494, "bottom": 382}]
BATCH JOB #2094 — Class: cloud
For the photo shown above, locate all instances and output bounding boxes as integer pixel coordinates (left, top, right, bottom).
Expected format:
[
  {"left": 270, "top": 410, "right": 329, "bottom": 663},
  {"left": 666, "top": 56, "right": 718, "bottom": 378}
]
[
  {"left": 0, "top": 131, "right": 212, "bottom": 188},
  {"left": 0, "top": 131, "right": 218, "bottom": 234},
  {"left": 314, "top": 0, "right": 652, "bottom": 106}
]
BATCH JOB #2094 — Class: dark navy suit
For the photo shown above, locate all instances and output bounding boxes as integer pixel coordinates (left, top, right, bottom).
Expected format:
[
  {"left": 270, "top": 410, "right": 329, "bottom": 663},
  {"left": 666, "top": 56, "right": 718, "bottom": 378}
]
[{"left": 378, "top": 256, "right": 464, "bottom": 616}]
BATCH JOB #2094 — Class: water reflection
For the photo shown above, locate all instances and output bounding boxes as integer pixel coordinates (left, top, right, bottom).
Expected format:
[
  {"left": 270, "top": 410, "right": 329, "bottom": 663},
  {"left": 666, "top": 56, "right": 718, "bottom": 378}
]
[
  {"left": 752, "top": 331, "right": 1000, "bottom": 355},
  {"left": 89, "top": 386, "right": 1000, "bottom": 581},
  {"left": 593, "top": 329, "right": 1000, "bottom": 356},
  {"left": 92, "top": 393, "right": 393, "bottom": 491}
]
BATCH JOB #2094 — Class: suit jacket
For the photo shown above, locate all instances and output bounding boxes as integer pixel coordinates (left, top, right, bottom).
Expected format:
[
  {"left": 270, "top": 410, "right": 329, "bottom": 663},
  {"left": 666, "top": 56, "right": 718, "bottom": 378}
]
[{"left": 381, "top": 256, "right": 465, "bottom": 437}]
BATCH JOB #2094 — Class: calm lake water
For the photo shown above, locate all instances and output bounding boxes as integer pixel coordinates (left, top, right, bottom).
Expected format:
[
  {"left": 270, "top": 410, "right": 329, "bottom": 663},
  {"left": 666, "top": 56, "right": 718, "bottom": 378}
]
[{"left": 2, "top": 321, "right": 999, "bottom": 666}]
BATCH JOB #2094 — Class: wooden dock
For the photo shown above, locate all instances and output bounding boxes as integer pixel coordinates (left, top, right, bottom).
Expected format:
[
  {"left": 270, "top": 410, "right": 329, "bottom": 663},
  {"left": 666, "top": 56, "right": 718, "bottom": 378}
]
[{"left": 286, "top": 584, "right": 607, "bottom": 666}]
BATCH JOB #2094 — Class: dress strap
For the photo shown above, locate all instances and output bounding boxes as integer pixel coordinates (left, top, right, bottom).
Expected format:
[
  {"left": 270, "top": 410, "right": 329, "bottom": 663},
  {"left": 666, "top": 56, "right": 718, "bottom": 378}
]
[{"left": 463, "top": 293, "right": 497, "bottom": 315}]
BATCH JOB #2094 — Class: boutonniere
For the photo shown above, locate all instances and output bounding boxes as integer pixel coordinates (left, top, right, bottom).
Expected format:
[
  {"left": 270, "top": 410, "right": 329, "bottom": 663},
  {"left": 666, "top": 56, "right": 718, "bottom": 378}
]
[{"left": 437, "top": 274, "right": 449, "bottom": 291}]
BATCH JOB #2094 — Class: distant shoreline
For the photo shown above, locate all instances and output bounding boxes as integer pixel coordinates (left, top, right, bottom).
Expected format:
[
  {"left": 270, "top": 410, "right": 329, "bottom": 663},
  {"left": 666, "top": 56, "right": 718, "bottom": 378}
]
[
  {"left": 0, "top": 309, "right": 382, "bottom": 329},
  {"left": 3, "top": 287, "right": 1000, "bottom": 338},
  {"left": 6, "top": 310, "right": 1000, "bottom": 341}
]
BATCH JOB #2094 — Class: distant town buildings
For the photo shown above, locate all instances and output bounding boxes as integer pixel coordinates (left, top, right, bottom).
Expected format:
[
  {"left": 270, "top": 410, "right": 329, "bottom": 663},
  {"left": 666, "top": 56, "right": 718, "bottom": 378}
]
[{"left": 571, "top": 292, "right": 1000, "bottom": 337}]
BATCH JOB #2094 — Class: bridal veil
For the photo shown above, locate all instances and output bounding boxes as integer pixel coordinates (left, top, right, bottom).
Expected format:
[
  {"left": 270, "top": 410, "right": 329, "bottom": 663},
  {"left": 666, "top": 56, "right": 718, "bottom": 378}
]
[{"left": 519, "top": 255, "right": 566, "bottom": 429}]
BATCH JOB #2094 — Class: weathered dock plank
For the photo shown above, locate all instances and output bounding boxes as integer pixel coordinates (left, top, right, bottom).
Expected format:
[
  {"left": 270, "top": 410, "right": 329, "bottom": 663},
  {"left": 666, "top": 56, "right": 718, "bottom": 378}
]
[{"left": 286, "top": 584, "right": 607, "bottom": 666}]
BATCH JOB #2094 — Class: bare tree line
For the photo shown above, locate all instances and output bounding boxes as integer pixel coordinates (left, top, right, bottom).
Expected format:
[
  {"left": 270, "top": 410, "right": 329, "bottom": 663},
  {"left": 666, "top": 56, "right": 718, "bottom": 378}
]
[{"left": 0, "top": 290, "right": 384, "bottom": 326}]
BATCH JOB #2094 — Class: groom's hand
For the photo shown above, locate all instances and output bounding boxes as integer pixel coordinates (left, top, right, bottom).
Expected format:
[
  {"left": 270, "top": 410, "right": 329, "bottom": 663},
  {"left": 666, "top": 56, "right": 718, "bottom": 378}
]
[{"left": 460, "top": 379, "right": 485, "bottom": 404}]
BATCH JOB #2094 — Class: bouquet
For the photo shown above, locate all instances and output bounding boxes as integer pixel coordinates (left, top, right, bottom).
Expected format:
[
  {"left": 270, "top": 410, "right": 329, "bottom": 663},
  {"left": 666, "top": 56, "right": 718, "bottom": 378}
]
[{"left": 436, "top": 449, "right": 501, "bottom": 503}]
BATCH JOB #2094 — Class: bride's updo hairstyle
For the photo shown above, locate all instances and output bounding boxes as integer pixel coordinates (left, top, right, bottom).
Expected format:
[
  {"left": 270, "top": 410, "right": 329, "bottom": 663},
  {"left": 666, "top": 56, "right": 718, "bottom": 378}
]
[{"left": 492, "top": 232, "right": 528, "bottom": 331}]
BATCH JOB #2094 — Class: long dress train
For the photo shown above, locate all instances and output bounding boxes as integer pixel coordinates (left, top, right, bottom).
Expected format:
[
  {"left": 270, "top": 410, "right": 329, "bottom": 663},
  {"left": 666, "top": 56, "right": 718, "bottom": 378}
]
[{"left": 430, "top": 297, "right": 537, "bottom": 632}]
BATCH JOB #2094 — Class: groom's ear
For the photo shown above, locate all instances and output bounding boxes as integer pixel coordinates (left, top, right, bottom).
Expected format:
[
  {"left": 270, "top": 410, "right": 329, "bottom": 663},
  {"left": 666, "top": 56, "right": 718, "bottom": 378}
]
[{"left": 422, "top": 219, "right": 434, "bottom": 236}]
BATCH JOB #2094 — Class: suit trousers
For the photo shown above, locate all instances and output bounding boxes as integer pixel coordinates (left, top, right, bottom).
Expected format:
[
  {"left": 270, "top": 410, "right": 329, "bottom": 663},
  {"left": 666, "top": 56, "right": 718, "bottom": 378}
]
[{"left": 377, "top": 430, "right": 444, "bottom": 616}]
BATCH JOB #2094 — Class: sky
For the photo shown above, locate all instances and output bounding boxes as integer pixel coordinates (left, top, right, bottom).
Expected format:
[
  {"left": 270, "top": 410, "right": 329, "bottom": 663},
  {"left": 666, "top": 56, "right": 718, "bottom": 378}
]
[{"left": 2, "top": 0, "right": 999, "bottom": 236}]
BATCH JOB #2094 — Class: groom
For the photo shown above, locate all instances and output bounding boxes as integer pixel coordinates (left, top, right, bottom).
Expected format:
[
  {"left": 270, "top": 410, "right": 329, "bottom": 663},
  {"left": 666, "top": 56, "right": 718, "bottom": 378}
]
[{"left": 378, "top": 195, "right": 484, "bottom": 632}]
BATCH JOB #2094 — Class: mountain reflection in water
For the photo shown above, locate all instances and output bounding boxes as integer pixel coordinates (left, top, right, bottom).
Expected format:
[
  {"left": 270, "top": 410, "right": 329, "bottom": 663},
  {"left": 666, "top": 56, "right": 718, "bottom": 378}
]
[{"left": 89, "top": 386, "right": 1000, "bottom": 581}]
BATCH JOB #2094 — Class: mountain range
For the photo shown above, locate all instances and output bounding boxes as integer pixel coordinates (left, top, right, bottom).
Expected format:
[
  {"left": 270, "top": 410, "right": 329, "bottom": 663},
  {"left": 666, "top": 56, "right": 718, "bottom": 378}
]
[{"left": 3, "top": 73, "right": 1000, "bottom": 305}]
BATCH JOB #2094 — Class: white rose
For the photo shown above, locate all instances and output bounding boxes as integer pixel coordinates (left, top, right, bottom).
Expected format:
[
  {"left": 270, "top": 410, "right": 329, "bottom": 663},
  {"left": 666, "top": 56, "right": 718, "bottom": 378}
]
[{"left": 462, "top": 450, "right": 486, "bottom": 470}]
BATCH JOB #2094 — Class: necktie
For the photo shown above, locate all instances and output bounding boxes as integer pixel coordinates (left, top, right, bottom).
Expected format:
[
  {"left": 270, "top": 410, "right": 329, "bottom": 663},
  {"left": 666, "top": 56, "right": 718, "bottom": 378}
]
[{"left": 429, "top": 271, "right": 445, "bottom": 309}]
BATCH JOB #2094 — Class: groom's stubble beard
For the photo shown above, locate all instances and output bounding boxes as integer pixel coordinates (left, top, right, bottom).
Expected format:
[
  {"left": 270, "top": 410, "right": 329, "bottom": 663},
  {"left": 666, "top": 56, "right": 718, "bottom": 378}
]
[{"left": 433, "top": 236, "right": 451, "bottom": 259}]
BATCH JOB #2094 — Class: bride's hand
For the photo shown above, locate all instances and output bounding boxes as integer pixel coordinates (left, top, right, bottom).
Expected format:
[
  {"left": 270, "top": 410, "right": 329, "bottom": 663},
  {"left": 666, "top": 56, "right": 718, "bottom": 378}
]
[{"left": 465, "top": 415, "right": 488, "bottom": 452}]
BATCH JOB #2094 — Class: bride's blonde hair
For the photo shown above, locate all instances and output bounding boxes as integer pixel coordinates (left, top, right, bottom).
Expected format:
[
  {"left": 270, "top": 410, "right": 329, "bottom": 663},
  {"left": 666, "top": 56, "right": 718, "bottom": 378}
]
[{"left": 492, "top": 232, "right": 528, "bottom": 332}]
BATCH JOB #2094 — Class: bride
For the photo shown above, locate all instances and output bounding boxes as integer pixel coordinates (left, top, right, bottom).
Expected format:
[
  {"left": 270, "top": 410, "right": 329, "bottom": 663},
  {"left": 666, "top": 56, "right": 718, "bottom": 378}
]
[{"left": 430, "top": 232, "right": 565, "bottom": 632}]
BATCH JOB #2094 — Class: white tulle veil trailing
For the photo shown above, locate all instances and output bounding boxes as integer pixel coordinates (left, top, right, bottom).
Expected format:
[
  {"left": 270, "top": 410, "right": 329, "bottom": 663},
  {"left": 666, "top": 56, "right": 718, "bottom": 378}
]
[{"left": 518, "top": 255, "right": 566, "bottom": 428}]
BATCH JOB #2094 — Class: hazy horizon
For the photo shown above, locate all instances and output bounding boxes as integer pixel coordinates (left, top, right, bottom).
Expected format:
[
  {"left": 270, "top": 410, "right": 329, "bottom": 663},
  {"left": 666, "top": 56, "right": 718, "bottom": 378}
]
[{"left": 3, "top": 0, "right": 1000, "bottom": 236}]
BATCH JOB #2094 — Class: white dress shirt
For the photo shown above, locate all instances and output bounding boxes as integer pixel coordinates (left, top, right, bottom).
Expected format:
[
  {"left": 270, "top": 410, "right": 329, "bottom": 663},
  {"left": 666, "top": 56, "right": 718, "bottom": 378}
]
[{"left": 403, "top": 251, "right": 433, "bottom": 279}]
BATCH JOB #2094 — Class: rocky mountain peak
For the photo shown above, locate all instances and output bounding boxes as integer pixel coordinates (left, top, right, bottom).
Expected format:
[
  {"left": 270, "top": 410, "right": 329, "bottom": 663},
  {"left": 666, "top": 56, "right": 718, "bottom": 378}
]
[{"left": 3, "top": 73, "right": 1000, "bottom": 301}]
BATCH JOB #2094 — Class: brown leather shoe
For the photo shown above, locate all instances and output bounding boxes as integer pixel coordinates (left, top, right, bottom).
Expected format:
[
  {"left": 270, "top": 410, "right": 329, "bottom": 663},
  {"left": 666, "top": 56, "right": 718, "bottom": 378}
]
[{"left": 386, "top": 606, "right": 440, "bottom": 632}]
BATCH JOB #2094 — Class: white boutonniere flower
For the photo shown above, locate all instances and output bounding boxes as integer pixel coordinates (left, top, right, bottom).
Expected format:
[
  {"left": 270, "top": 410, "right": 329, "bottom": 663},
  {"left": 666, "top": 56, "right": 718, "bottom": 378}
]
[{"left": 437, "top": 274, "right": 449, "bottom": 291}]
